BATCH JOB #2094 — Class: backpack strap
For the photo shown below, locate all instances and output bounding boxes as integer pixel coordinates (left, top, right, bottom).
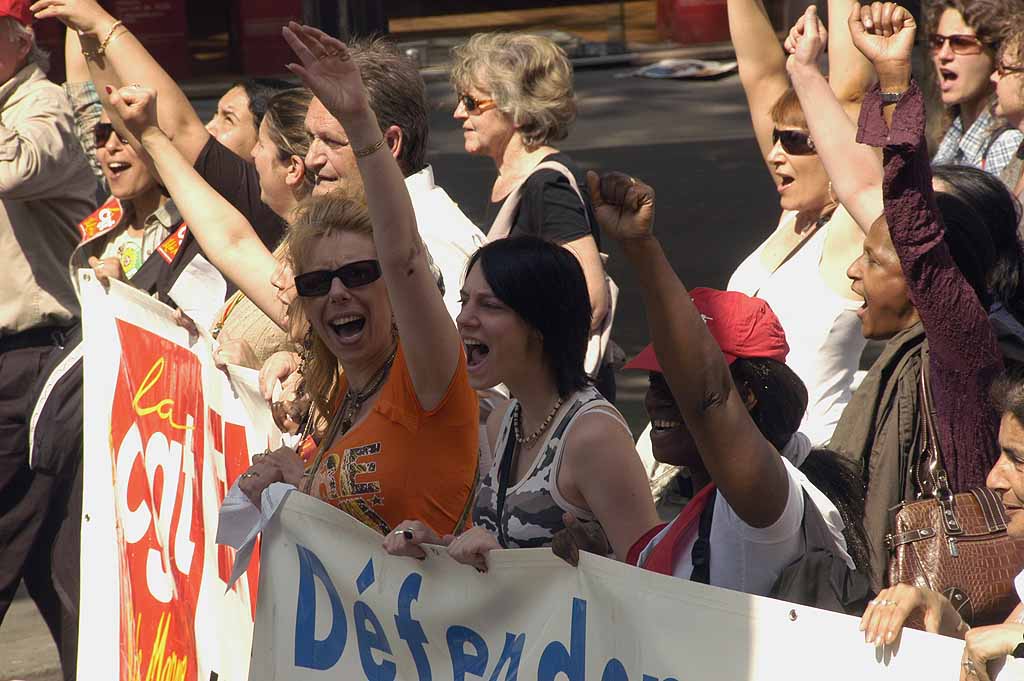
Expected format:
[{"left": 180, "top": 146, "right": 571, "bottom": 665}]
[{"left": 689, "top": 488, "right": 717, "bottom": 584}]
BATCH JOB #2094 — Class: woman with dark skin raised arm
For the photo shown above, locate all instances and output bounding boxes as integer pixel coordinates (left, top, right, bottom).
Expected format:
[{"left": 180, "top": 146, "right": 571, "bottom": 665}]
[
  {"left": 578, "top": 170, "right": 860, "bottom": 595},
  {"left": 104, "top": 23, "right": 479, "bottom": 537},
  {"left": 825, "top": 2, "right": 1006, "bottom": 590}
]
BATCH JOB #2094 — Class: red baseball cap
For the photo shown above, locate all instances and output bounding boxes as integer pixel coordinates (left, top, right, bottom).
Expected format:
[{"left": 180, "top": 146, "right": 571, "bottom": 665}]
[
  {"left": 0, "top": 0, "right": 32, "bottom": 26},
  {"left": 623, "top": 287, "right": 789, "bottom": 372}
]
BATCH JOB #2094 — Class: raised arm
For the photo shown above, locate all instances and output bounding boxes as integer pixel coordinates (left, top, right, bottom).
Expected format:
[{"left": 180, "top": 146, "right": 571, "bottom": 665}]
[
  {"left": 282, "top": 23, "right": 461, "bottom": 411},
  {"left": 588, "top": 171, "right": 789, "bottom": 527},
  {"left": 827, "top": 0, "right": 876, "bottom": 103},
  {"left": 32, "top": 0, "right": 211, "bottom": 164},
  {"left": 106, "top": 85, "right": 287, "bottom": 330},
  {"left": 727, "top": 0, "right": 790, "bottom": 166},
  {"left": 786, "top": 5, "right": 883, "bottom": 232},
  {"left": 63, "top": 28, "right": 105, "bottom": 192},
  {"left": 853, "top": 7, "right": 1002, "bottom": 490}
]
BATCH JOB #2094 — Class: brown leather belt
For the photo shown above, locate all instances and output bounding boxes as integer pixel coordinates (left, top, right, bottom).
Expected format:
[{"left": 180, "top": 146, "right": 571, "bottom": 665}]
[{"left": 0, "top": 326, "right": 68, "bottom": 353}]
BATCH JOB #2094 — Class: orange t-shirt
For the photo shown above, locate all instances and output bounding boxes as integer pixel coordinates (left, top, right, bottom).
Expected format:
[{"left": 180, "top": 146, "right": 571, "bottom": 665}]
[{"left": 305, "top": 343, "right": 479, "bottom": 536}]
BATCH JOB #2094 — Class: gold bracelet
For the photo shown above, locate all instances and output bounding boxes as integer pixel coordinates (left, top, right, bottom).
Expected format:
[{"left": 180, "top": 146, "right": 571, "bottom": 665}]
[
  {"left": 83, "top": 20, "right": 124, "bottom": 59},
  {"left": 353, "top": 136, "right": 386, "bottom": 158}
]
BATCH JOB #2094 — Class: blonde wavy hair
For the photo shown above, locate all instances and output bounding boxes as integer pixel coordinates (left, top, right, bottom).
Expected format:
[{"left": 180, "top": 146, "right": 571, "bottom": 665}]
[
  {"left": 451, "top": 32, "right": 577, "bottom": 148},
  {"left": 286, "top": 189, "right": 377, "bottom": 418}
]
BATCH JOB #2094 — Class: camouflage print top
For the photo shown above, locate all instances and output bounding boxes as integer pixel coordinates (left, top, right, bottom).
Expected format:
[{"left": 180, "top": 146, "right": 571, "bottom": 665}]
[{"left": 473, "top": 387, "right": 630, "bottom": 549}]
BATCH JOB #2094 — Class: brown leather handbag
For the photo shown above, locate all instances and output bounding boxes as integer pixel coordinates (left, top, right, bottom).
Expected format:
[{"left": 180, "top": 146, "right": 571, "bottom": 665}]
[{"left": 885, "top": 365, "right": 1024, "bottom": 626}]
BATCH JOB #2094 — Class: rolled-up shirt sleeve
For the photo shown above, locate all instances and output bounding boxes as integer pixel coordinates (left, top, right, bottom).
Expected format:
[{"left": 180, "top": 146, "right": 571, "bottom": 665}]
[{"left": 0, "top": 89, "right": 89, "bottom": 200}]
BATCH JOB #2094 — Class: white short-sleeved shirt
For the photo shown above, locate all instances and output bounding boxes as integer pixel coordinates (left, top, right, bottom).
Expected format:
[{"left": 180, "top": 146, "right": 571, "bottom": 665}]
[{"left": 639, "top": 458, "right": 805, "bottom": 595}]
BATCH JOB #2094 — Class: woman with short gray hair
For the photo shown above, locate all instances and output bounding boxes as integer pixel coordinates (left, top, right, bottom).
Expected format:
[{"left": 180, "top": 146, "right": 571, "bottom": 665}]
[{"left": 451, "top": 31, "right": 616, "bottom": 399}]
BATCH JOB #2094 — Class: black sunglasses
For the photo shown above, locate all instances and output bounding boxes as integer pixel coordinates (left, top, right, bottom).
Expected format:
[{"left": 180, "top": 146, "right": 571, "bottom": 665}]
[
  {"left": 929, "top": 33, "right": 986, "bottom": 55},
  {"left": 458, "top": 92, "right": 496, "bottom": 114},
  {"left": 94, "top": 122, "right": 130, "bottom": 148},
  {"left": 772, "top": 128, "right": 817, "bottom": 155},
  {"left": 294, "top": 259, "right": 382, "bottom": 297}
]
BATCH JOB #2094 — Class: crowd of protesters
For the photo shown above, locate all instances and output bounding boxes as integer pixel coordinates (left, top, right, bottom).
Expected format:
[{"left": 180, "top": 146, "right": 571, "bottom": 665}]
[{"left": 4, "top": 0, "right": 1024, "bottom": 677}]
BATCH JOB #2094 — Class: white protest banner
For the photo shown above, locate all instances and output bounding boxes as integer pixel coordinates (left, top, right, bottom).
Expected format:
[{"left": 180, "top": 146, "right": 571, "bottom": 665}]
[
  {"left": 79, "top": 272, "right": 280, "bottom": 681},
  {"left": 249, "top": 491, "right": 989, "bottom": 681}
]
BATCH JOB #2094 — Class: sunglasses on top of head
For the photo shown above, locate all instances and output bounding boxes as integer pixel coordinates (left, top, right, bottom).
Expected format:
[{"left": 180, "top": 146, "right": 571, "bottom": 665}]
[
  {"left": 458, "top": 92, "right": 497, "bottom": 114},
  {"left": 294, "top": 259, "right": 382, "bottom": 297},
  {"left": 929, "top": 33, "right": 986, "bottom": 55},
  {"left": 772, "top": 128, "right": 817, "bottom": 155},
  {"left": 94, "top": 122, "right": 131, "bottom": 148}
]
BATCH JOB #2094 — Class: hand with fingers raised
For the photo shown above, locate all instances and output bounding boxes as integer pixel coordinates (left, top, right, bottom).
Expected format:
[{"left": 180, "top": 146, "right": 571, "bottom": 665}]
[
  {"left": 281, "top": 22, "right": 370, "bottom": 123},
  {"left": 30, "top": 0, "right": 111, "bottom": 36},
  {"left": 585, "top": 170, "right": 656, "bottom": 243},
  {"left": 848, "top": 1, "right": 916, "bottom": 89},
  {"left": 785, "top": 5, "right": 828, "bottom": 74}
]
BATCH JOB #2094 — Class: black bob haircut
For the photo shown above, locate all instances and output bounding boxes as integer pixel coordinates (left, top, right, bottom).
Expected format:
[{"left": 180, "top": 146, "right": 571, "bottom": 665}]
[{"left": 465, "top": 236, "right": 591, "bottom": 398}]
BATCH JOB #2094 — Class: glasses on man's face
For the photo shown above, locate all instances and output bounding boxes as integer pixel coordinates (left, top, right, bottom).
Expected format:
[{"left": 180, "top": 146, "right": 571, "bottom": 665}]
[
  {"left": 772, "top": 128, "right": 817, "bottom": 156},
  {"left": 997, "top": 60, "right": 1024, "bottom": 76},
  {"left": 294, "top": 259, "right": 382, "bottom": 297},
  {"left": 94, "top": 122, "right": 130, "bottom": 148},
  {"left": 929, "top": 33, "right": 986, "bottom": 55},
  {"left": 458, "top": 92, "right": 497, "bottom": 114}
]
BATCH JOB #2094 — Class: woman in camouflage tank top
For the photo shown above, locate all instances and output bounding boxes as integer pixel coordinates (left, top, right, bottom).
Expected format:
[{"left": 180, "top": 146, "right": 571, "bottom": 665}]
[{"left": 383, "top": 237, "right": 659, "bottom": 570}]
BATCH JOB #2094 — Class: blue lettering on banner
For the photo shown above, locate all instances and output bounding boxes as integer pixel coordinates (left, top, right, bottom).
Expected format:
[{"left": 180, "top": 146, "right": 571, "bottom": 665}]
[
  {"left": 395, "top": 573, "right": 432, "bottom": 681},
  {"left": 488, "top": 633, "right": 525, "bottom": 681},
  {"left": 537, "top": 597, "right": 587, "bottom": 681},
  {"left": 294, "top": 544, "right": 348, "bottom": 670},
  {"left": 601, "top": 659, "right": 629, "bottom": 681},
  {"left": 355, "top": 600, "right": 397, "bottom": 681},
  {"left": 448, "top": 625, "right": 489, "bottom": 680}
]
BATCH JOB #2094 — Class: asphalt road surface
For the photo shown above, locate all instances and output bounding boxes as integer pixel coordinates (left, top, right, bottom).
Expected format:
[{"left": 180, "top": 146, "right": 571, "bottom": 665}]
[{"left": 0, "top": 63, "right": 781, "bottom": 681}]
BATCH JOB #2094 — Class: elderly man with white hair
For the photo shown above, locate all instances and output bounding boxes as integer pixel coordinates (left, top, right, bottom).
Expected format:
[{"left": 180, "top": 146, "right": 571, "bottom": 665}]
[{"left": 0, "top": 0, "right": 94, "bottom": 677}]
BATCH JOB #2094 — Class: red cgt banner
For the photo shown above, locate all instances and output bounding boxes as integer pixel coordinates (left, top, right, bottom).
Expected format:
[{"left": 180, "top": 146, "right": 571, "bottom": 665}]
[{"left": 80, "top": 275, "right": 278, "bottom": 680}]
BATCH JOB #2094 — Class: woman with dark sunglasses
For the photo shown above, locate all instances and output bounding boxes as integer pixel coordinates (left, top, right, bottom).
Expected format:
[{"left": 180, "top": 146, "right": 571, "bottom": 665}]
[
  {"left": 707, "top": 0, "right": 872, "bottom": 451},
  {"left": 105, "top": 23, "right": 480, "bottom": 539},
  {"left": 449, "top": 32, "right": 617, "bottom": 401},
  {"left": 927, "top": 0, "right": 1023, "bottom": 174}
]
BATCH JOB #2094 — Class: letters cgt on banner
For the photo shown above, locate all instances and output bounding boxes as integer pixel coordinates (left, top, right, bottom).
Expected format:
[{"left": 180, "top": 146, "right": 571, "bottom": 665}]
[{"left": 79, "top": 272, "right": 280, "bottom": 681}]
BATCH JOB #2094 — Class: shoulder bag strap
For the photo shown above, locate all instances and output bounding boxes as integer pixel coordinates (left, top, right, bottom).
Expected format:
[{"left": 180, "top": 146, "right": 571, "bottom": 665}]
[
  {"left": 917, "top": 361, "right": 964, "bottom": 535},
  {"left": 494, "top": 410, "right": 520, "bottom": 548},
  {"left": 689, "top": 489, "right": 717, "bottom": 584},
  {"left": 488, "top": 160, "right": 593, "bottom": 243}
]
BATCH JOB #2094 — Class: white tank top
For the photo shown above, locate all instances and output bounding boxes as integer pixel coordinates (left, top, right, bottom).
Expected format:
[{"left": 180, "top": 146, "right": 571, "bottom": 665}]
[{"left": 727, "top": 211, "right": 866, "bottom": 446}]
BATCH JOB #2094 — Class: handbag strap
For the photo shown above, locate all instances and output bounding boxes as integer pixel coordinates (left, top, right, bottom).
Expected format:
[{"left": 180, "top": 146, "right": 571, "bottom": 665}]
[
  {"left": 488, "top": 160, "right": 594, "bottom": 243},
  {"left": 493, "top": 406, "right": 520, "bottom": 549},
  {"left": 916, "top": 362, "right": 964, "bottom": 535}
]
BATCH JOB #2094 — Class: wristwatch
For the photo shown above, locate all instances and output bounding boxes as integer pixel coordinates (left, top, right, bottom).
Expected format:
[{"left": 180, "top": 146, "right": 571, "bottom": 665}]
[
  {"left": 880, "top": 91, "right": 905, "bottom": 104},
  {"left": 1012, "top": 635, "right": 1024, "bottom": 658}
]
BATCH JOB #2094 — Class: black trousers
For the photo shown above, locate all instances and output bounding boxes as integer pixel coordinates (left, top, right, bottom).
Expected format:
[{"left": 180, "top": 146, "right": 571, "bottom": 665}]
[{"left": 0, "top": 340, "right": 77, "bottom": 679}]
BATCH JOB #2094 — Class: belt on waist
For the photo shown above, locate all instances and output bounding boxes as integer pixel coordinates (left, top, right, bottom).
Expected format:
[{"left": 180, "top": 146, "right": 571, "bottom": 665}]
[{"left": 0, "top": 326, "right": 69, "bottom": 353}]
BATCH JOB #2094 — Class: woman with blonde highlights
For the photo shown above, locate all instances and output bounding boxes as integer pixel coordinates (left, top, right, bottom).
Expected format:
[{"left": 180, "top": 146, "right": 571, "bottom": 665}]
[
  {"left": 107, "top": 22, "right": 480, "bottom": 538},
  {"left": 451, "top": 32, "right": 616, "bottom": 398}
]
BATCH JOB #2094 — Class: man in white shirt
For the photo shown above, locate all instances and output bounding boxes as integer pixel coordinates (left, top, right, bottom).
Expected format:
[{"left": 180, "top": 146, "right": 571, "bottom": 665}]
[{"left": 303, "top": 38, "right": 484, "bottom": 321}]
